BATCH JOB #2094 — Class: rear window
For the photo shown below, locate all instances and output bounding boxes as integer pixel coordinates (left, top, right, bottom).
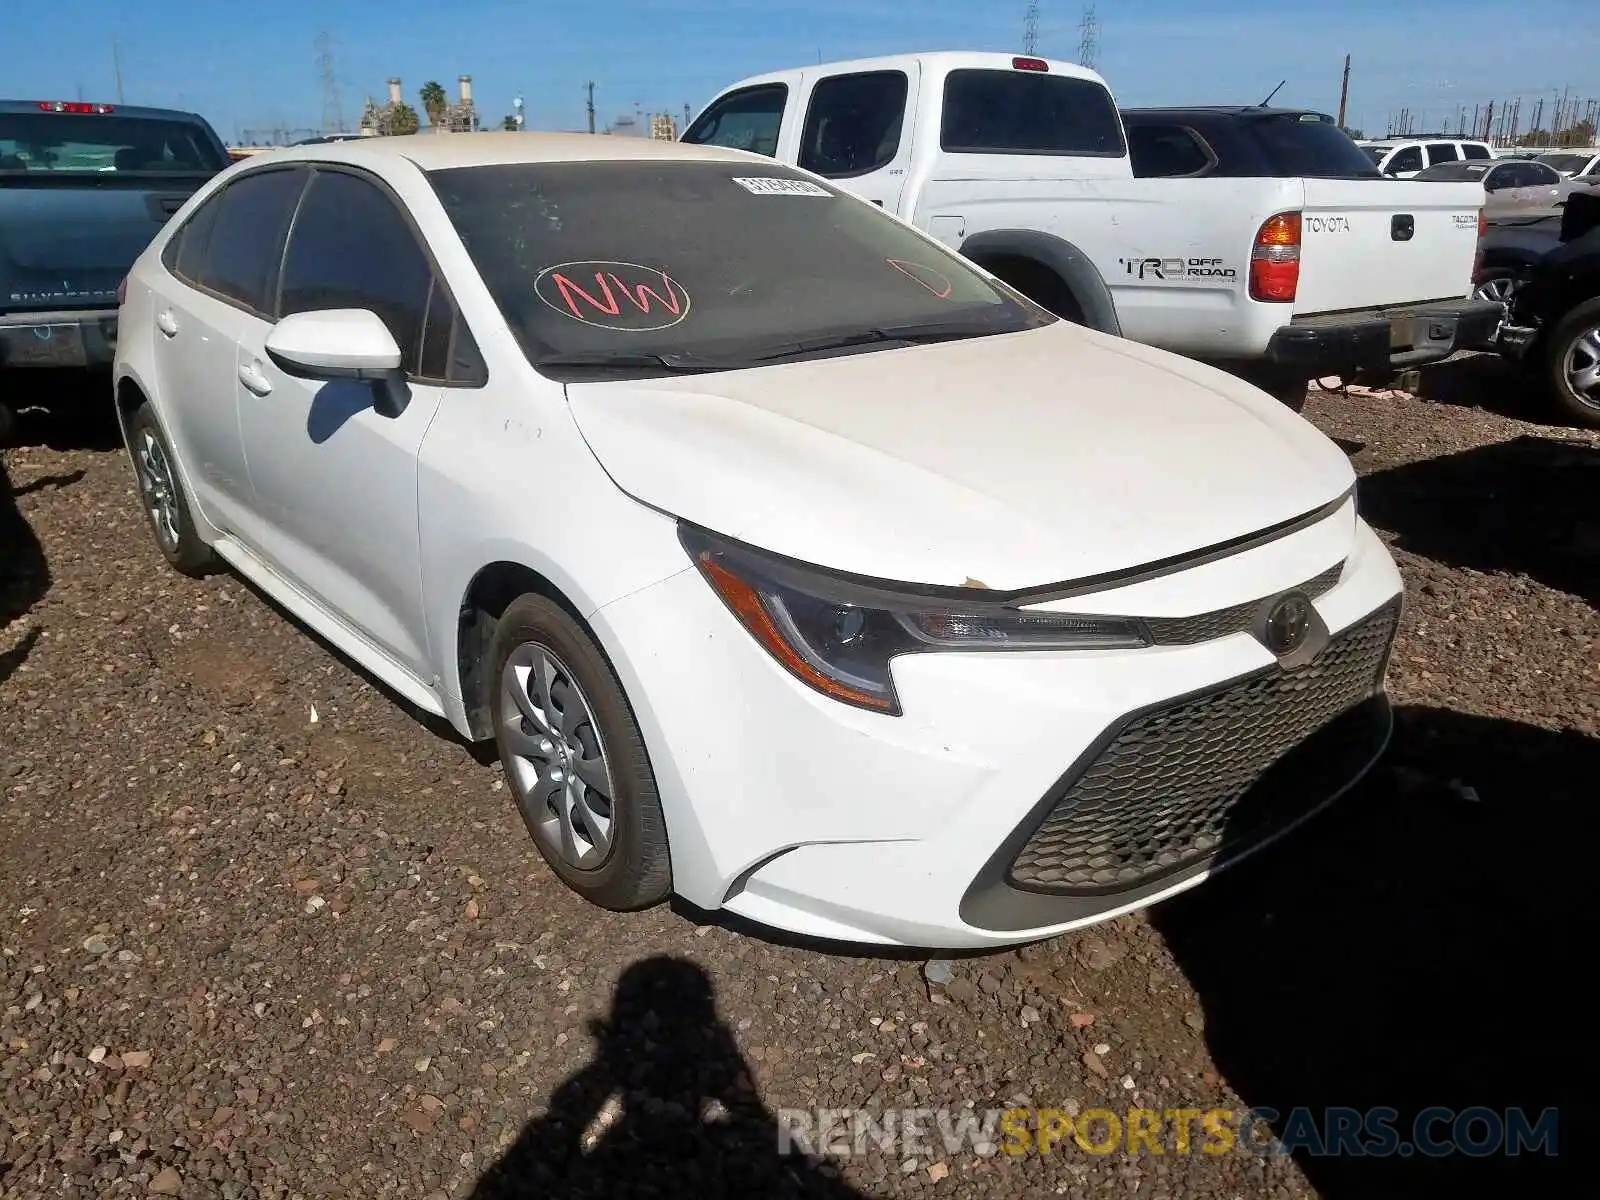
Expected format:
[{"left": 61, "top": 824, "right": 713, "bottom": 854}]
[
  {"left": 941, "top": 69, "right": 1125, "bottom": 157},
  {"left": 1242, "top": 114, "right": 1380, "bottom": 178},
  {"left": 0, "top": 112, "right": 224, "bottom": 173},
  {"left": 1541, "top": 153, "right": 1592, "bottom": 175}
]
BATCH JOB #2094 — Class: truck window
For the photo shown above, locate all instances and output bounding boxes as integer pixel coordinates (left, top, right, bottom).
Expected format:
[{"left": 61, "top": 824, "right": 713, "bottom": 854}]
[
  {"left": 1425, "top": 142, "right": 1459, "bottom": 165},
  {"left": 681, "top": 85, "right": 788, "bottom": 158},
  {"left": 0, "top": 112, "right": 225, "bottom": 174},
  {"left": 1461, "top": 143, "right": 1491, "bottom": 161},
  {"left": 1241, "top": 113, "right": 1382, "bottom": 178},
  {"left": 798, "top": 71, "right": 909, "bottom": 178},
  {"left": 1126, "top": 124, "right": 1213, "bottom": 177},
  {"left": 1386, "top": 146, "right": 1423, "bottom": 173},
  {"left": 940, "top": 69, "right": 1125, "bottom": 157}
]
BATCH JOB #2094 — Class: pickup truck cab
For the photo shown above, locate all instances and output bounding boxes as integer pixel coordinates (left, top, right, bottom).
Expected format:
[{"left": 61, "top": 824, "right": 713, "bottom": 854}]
[
  {"left": 1355, "top": 138, "right": 1494, "bottom": 178},
  {"left": 1, "top": 99, "right": 228, "bottom": 438},
  {"left": 684, "top": 53, "right": 1499, "bottom": 405}
]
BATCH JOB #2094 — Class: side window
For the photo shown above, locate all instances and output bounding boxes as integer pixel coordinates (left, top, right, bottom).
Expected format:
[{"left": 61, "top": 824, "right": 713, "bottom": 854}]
[
  {"left": 278, "top": 170, "right": 436, "bottom": 377},
  {"left": 198, "top": 169, "right": 306, "bottom": 314},
  {"left": 162, "top": 189, "right": 223, "bottom": 285},
  {"left": 1126, "top": 124, "right": 1213, "bottom": 177},
  {"left": 1529, "top": 162, "right": 1562, "bottom": 185},
  {"left": 1461, "top": 143, "right": 1492, "bottom": 160},
  {"left": 681, "top": 85, "right": 788, "bottom": 157},
  {"left": 1425, "top": 142, "right": 1459, "bottom": 165},
  {"left": 1387, "top": 146, "right": 1423, "bottom": 173},
  {"left": 798, "top": 71, "right": 909, "bottom": 178}
]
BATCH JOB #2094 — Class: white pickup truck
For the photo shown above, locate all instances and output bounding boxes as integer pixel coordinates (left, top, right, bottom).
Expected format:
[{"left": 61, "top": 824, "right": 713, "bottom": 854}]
[{"left": 683, "top": 51, "right": 1501, "bottom": 403}]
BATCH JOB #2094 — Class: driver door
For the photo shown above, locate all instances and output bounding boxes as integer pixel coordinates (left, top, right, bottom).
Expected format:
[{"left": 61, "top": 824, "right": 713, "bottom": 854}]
[{"left": 233, "top": 166, "right": 453, "bottom": 680}]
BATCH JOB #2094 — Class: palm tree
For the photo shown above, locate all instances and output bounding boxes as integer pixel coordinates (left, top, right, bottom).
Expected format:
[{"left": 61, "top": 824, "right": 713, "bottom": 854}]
[
  {"left": 419, "top": 81, "right": 448, "bottom": 127},
  {"left": 388, "top": 102, "right": 420, "bottom": 137}
]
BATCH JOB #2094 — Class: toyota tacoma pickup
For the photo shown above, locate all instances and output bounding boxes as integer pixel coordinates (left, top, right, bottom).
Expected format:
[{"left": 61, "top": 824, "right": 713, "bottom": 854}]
[
  {"left": 1, "top": 99, "right": 228, "bottom": 439},
  {"left": 683, "top": 52, "right": 1501, "bottom": 407}
]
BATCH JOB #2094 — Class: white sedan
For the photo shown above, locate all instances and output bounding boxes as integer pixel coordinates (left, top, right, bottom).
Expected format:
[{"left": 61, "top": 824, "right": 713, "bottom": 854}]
[{"left": 112, "top": 133, "right": 1404, "bottom": 949}]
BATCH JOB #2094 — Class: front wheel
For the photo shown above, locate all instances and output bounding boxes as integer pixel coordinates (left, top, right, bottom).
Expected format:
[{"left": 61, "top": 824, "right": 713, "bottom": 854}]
[
  {"left": 126, "top": 403, "right": 215, "bottom": 576},
  {"left": 1543, "top": 297, "right": 1600, "bottom": 429},
  {"left": 487, "top": 594, "right": 671, "bottom": 911}
]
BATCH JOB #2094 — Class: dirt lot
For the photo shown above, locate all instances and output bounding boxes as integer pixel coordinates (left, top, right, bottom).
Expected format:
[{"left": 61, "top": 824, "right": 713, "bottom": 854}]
[{"left": 2, "top": 365, "right": 1595, "bottom": 1199}]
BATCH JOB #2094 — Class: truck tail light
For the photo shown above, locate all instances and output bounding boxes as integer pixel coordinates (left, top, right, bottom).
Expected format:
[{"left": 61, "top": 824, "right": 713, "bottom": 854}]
[
  {"left": 1250, "top": 212, "right": 1301, "bottom": 303},
  {"left": 1012, "top": 57, "right": 1049, "bottom": 72},
  {"left": 37, "top": 101, "right": 114, "bottom": 113}
]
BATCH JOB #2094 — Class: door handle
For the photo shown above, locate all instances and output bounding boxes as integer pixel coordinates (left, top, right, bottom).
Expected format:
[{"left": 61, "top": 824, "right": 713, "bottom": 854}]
[
  {"left": 155, "top": 309, "right": 179, "bottom": 338},
  {"left": 238, "top": 360, "right": 273, "bottom": 396}
]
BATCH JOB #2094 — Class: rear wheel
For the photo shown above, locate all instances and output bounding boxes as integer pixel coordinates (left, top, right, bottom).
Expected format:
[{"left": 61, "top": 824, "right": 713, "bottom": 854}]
[
  {"left": 1473, "top": 271, "right": 1518, "bottom": 305},
  {"left": 126, "top": 403, "right": 215, "bottom": 576},
  {"left": 487, "top": 594, "right": 671, "bottom": 911},
  {"left": 1543, "top": 297, "right": 1600, "bottom": 429}
]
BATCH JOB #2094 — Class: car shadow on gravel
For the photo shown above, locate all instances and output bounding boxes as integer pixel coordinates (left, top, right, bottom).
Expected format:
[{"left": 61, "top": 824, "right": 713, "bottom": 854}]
[
  {"left": 2, "top": 368, "right": 122, "bottom": 451},
  {"left": 1, "top": 453, "right": 51, "bottom": 686},
  {"left": 1356, "top": 434, "right": 1600, "bottom": 604},
  {"left": 1409, "top": 354, "right": 1561, "bottom": 427},
  {"left": 1153, "top": 704, "right": 1595, "bottom": 1195},
  {"left": 469, "top": 956, "right": 863, "bottom": 1199}
]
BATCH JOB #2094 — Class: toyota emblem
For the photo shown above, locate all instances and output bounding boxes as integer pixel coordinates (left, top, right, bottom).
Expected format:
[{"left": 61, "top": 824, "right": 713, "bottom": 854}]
[{"left": 1263, "top": 593, "right": 1313, "bottom": 656}]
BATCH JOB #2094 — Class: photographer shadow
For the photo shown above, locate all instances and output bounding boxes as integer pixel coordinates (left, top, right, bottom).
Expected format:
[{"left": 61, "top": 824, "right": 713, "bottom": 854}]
[{"left": 470, "top": 956, "right": 862, "bottom": 1199}]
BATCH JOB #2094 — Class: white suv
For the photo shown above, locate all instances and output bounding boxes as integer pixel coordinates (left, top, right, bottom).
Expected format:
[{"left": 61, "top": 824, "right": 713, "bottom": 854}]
[{"left": 1358, "top": 138, "right": 1493, "bottom": 178}]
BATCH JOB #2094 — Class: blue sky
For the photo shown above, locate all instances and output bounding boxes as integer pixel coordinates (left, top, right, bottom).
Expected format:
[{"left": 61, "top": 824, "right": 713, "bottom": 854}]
[{"left": 3, "top": 0, "right": 1594, "bottom": 141}]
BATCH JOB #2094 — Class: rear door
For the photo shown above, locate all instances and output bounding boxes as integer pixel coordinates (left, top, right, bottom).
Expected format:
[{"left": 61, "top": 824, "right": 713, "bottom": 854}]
[
  {"left": 790, "top": 66, "right": 921, "bottom": 212},
  {"left": 1294, "top": 178, "right": 1482, "bottom": 312}
]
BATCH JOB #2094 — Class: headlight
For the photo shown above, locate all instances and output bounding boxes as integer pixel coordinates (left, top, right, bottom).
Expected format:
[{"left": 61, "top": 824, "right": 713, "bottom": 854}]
[{"left": 681, "top": 526, "right": 1149, "bottom": 715}]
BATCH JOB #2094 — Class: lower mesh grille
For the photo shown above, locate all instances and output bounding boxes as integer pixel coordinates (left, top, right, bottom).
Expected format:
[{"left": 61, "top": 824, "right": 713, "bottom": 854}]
[{"left": 1008, "top": 602, "right": 1399, "bottom": 895}]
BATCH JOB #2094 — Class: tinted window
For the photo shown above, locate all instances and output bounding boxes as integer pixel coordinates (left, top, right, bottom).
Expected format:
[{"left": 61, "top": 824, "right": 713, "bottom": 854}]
[
  {"left": 1540, "top": 153, "right": 1592, "bottom": 175},
  {"left": 1461, "top": 143, "right": 1492, "bottom": 160},
  {"left": 199, "top": 169, "right": 305, "bottom": 313},
  {"left": 1412, "top": 162, "right": 1485, "bottom": 182},
  {"left": 429, "top": 160, "right": 1049, "bottom": 377},
  {"left": 0, "top": 112, "right": 225, "bottom": 174},
  {"left": 163, "top": 190, "right": 222, "bottom": 283},
  {"left": 1243, "top": 114, "right": 1380, "bottom": 178},
  {"left": 278, "top": 170, "right": 435, "bottom": 376},
  {"left": 1526, "top": 162, "right": 1562, "bottom": 185},
  {"left": 681, "top": 85, "right": 787, "bottom": 157},
  {"left": 1126, "top": 124, "right": 1212, "bottom": 177},
  {"left": 1426, "top": 142, "right": 1460, "bottom": 164},
  {"left": 1386, "top": 146, "right": 1423, "bottom": 173},
  {"left": 1361, "top": 145, "right": 1385, "bottom": 164},
  {"left": 941, "top": 69, "right": 1125, "bottom": 156},
  {"left": 799, "top": 72, "right": 908, "bottom": 177}
]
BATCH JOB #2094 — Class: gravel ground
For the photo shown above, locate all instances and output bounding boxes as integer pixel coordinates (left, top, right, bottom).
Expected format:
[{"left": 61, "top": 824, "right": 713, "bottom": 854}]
[{"left": 2, "top": 365, "right": 1594, "bottom": 1198}]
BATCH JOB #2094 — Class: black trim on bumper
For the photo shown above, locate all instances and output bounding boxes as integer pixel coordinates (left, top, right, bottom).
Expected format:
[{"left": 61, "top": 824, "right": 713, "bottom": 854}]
[
  {"left": 0, "top": 309, "right": 118, "bottom": 369},
  {"left": 1263, "top": 298, "right": 1504, "bottom": 375}
]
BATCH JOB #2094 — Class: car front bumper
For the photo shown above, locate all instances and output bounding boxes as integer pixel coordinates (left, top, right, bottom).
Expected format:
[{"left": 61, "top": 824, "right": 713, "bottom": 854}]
[
  {"left": 592, "top": 505, "right": 1405, "bottom": 950},
  {"left": 1264, "top": 297, "right": 1504, "bottom": 376},
  {"left": 0, "top": 309, "right": 118, "bottom": 370}
]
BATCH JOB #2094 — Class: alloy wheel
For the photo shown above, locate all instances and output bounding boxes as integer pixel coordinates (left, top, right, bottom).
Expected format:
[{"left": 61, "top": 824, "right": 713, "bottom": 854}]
[
  {"left": 498, "top": 641, "right": 616, "bottom": 870},
  {"left": 1474, "top": 276, "right": 1517, "bottom": 305},
  {"left": 136, "top": 430, "right": 180, "bottom": 551},
  {"left": 1561, "top": 324, "right": 1600, "bottom": 412}
]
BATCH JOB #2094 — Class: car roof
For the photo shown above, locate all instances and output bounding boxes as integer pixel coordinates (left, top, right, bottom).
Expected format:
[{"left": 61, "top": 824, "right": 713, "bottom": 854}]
[
  {"left": 247, "top": 131, "right": 759, "bottom": 173},
  {"left": 1120, "top": 106, "right": 1332, "bottom": 120}
]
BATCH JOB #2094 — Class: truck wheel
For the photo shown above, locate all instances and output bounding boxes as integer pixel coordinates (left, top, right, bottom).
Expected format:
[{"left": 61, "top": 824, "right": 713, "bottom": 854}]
[
  {"left": 1543, "top": 297, "right": 1600, "bottom": 429},
  {"left": 126, "top": 403, "right": 216, "bottom": 576}
]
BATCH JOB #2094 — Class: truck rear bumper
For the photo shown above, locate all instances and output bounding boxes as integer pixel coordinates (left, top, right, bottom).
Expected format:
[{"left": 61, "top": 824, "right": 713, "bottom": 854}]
[
  {"left": 0, "top": 309, "right": 119, "bottom": 370},
  {"left": 1263, "top": 298, "right": 1503, "bottom": 376}
]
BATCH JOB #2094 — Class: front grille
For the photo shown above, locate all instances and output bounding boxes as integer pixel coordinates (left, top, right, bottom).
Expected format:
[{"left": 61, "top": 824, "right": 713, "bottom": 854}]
[
  {"left": 1142, "top": 563, "right": 1344, "bottom": 646},
  {"left": 1008, "top": 602, "right": 1398, "bottom": 895}
]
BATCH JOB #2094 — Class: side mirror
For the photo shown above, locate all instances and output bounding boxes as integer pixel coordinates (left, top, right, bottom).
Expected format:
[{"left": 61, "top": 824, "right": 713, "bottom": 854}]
[{"left": 264, "top": 308, "right": 410, "bottom": 418}]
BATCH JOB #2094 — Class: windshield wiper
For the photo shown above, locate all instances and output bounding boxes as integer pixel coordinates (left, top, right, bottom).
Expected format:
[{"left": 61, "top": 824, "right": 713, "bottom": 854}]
[
  {"left": 533, "top": 351, "right": 734, "bottom": 374},
  {"left": 744, "top": 320, "right": 1005, "bottom": 364}
]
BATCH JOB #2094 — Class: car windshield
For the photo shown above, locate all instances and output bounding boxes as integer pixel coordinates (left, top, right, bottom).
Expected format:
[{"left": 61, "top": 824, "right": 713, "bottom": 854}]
[
  {"left": 1540, "top": 153, "right": 1591, "bottom": 175},
  {"left": 428, "top": 159, "right": 1050, "bottom": 376},
  {"left": 1413, "top": 163, "right": 1487, "bottom": 181},
  {"left": 1361, "top": 146, "right": 1387, "bottom": 164},
  {"left": 1241, "top": 113, "right": 1381, "bottom": 178},
  {"left": 0, "top": 112, "right": 224, "bottom": 174}
]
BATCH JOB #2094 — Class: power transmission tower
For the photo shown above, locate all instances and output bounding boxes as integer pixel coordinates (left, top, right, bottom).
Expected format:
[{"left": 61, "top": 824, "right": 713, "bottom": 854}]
[
  {"left": 585, "top": 81, "right": 596, "bottom": 134},
  {"left": 1023, "top": 1, "right": 1041, "bottom": 54},
  {"left": 315, "top": 32, "right": 345, "bottom": 135},
  {"left": 1078, "top": 3, "right": 1099, "bottom": 71}
]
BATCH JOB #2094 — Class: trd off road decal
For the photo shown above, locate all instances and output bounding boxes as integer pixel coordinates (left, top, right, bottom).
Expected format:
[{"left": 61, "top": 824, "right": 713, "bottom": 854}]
[
  {"left": 1117, "top": 257, "right": 1239, "bottom": 281},
  {"left": 533, "top": 261, "right": 692, "bottom": 331}
]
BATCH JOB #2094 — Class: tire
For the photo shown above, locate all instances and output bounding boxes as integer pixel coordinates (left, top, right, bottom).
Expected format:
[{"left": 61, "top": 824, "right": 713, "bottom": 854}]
[
  {"left": 1542, "top": 297, "right": 1600, "bottom": 429},
  {"left": 1473, "top": 271, "right": 1518, "bottom": 306},
  {"left": 487, "top": 594, "right": 670, "bottom": 910},
  {"left": 125, "top": 403, "right": 216, "bottom": 576}
]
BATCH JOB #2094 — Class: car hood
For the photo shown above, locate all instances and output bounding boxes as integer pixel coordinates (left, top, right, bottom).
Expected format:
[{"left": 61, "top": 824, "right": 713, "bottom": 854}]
[{"left": 565, "top": 324, "right": 1355, "bottom": 591}]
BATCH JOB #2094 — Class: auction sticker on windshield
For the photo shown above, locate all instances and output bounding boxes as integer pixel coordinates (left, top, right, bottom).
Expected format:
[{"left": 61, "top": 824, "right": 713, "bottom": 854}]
[
  {"left": 732, "top": 177, "right": 832, "bottom": 197},
  {"left": 533, "top": 261, "right": 692, "bottom": 332}
]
